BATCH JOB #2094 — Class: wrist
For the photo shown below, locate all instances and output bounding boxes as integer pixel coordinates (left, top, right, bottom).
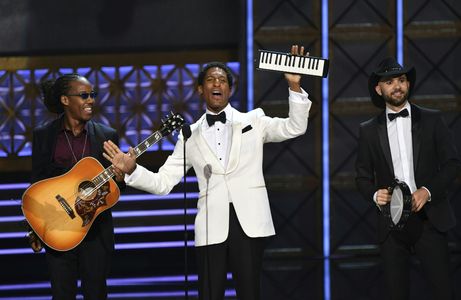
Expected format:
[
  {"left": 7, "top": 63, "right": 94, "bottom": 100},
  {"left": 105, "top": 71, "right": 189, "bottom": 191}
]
[
  {"left": 128, "top": 164, "right": 137, "bottom": 175},
  {"left": 288, "top": 82, "right": 301, "bottom": 93}
]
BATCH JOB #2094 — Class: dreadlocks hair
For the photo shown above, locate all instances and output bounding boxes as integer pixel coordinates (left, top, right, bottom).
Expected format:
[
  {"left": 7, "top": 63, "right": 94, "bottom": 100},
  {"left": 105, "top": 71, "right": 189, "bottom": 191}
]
[
  {"left": 40, "top": 73, "right": 86, "bottom": 114},
  {"left": 197, "top": 62, "right": 234, "bottom": 89}
]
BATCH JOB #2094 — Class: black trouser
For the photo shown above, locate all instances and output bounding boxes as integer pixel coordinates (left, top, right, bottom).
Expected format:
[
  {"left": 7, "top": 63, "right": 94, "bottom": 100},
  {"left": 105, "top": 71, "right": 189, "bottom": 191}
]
[
  {"left": 195, "top": 203, "right": 267, "bottom": 300},
  {"left": 45, "top": 235, "right": 112, "bottom": 300},
  {"left": 381, "top": 220, "right": 453, "bottom": 300}
]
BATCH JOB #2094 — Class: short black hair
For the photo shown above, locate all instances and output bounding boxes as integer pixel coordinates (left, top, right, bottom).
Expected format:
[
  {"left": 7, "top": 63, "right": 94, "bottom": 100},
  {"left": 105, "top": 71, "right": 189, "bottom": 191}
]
[
  {"left": 40, "top": 73, "right": 86, "bottom": 114},
  {"left": 197, "top": 62, "right": 233, "bottom": 88}
]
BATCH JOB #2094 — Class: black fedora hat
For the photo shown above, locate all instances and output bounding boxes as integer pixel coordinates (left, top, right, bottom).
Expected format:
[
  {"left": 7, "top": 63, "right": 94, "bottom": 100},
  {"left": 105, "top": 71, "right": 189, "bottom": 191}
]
[{"left": 368, "top": 57, "right": 416, "bottom": 108}]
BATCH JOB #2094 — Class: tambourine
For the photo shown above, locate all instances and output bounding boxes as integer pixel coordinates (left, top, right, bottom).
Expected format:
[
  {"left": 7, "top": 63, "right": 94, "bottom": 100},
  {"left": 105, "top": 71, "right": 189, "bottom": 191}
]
[{"left": 382, "top": 179, "right": 412, "bottom": 230}]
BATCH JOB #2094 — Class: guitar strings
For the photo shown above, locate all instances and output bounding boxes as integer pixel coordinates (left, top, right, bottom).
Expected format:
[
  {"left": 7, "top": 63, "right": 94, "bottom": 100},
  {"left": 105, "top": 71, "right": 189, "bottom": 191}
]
[{"left": 65, "top": 116, "right": 180, "bottom": 210}]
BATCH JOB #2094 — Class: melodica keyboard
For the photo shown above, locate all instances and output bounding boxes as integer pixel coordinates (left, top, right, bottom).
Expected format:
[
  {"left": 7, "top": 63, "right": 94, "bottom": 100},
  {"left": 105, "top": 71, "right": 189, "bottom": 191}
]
[{"left": 256, "top": 49, "right": 329, "bottom": 78}]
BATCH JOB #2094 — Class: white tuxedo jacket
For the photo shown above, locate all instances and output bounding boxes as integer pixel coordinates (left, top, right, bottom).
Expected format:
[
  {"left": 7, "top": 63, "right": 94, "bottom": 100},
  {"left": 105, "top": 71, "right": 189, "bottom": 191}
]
[{"left": 125, "top": 89, "right": 311, "bottom": 246}]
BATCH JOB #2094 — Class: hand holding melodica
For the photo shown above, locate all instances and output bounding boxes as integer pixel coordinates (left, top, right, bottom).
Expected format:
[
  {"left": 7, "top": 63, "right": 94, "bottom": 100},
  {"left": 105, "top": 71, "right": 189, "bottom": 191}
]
[
  {"left": 284, "top": 44, "right": 309, "bottom": 93},
  {"left": 103, "top": 140, "right": 137, "bottom": 175}
]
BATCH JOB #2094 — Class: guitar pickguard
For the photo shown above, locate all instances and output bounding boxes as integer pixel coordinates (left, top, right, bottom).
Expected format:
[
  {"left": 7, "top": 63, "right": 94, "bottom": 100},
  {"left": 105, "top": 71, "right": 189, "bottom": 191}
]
[{"left": 75, "top": 181, "right": 110, "bottom": 227}]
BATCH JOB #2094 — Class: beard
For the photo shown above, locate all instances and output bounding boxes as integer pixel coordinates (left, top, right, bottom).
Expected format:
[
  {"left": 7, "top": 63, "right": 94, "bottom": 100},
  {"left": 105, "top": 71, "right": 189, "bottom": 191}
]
[{"left": 382, "top": 89, "right": 409, "bottom": 107}]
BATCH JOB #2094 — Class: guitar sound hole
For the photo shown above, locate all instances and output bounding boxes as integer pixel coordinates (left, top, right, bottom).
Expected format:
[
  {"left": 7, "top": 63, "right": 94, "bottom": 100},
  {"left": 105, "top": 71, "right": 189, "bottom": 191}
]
[{"left": 78, "top": 181, "right": 97, "bottom": 200}]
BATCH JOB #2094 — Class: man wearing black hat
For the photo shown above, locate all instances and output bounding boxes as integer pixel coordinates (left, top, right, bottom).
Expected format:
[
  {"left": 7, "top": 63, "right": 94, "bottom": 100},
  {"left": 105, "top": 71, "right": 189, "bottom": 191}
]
[{"left": 355, "top": 57, "right": 461, "bottom": 300}]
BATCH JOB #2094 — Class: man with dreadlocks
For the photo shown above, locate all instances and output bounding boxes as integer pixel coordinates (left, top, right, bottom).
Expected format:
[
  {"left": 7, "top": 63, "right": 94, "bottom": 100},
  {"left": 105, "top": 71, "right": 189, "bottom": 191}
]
[{"left": 30, "top": 73, "right": 124, "bottom": 299}]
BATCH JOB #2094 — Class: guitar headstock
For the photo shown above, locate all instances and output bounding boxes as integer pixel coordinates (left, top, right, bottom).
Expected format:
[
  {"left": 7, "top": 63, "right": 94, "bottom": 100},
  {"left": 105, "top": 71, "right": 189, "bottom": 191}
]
[{"left": 159, "top": 112, "right": 185, "bottom": 137}]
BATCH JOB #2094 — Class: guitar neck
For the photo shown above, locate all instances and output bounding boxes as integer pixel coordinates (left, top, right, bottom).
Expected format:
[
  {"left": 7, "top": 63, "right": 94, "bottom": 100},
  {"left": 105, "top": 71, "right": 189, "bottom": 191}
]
[
  {"left": 132, "top": 130, "right": 164, "bottom": 158},
  {"left": 92, "top": 130, "right": 164, "bottom": 188}
]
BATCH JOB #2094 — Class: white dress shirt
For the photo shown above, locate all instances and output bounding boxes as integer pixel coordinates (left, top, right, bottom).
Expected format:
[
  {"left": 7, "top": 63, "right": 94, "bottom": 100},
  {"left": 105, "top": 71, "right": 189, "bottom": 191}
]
[
  {"left": 373, "top": 102, "right": 431, "bottom": 205},
  {"left": 202, "top": 104, "right": 233, "bottom": 169},
  {"left": 386, "top": 102, "right": 417, "bottom": 193}
]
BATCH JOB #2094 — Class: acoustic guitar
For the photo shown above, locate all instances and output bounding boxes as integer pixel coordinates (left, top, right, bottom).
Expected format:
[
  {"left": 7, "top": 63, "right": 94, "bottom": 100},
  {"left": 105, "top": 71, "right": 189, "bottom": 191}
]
[{"left": 22, "top": 113, "right": 184, "bottom": 251}]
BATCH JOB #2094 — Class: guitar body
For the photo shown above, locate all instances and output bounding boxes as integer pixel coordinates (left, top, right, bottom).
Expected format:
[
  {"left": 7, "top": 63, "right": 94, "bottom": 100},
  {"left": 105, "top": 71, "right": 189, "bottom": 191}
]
[{"left": 22, "top": 157, "right": 120, "bottom": 251}]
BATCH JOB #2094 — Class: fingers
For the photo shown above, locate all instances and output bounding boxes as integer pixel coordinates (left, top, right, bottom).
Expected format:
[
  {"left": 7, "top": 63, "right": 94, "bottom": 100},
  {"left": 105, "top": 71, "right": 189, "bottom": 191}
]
[
  {"left": 113, "top": 166, "right": 124, "bottom": 177},
  {"left": 104, "top": 140, "right": 122, "bottom": 159},
  {"left": 376, "top": 188, "right": 391, "bottom": 206},
  {"left": 412, "top": 197, "right": 424, "bottom": 212},
  {"left": 102, "top": 152, "right": 112, "bottom": 162},
  {"left": 412, "top": 198, "right": 420, "bottom": 212},
  {"left": 411, "top": 188, "right": 429, "bottom": 212},
  {"left": 291, "top": 45, "right": 309, "bottom": 57},
  {"left": 128, "top": 147, "right": 136, "bottom": 158}
]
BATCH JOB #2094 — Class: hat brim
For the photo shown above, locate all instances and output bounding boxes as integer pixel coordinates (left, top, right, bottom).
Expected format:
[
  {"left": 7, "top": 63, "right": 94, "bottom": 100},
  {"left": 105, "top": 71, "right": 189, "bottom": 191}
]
[{"left": 368, "top": 67, "right": 416, "bottom": 108}]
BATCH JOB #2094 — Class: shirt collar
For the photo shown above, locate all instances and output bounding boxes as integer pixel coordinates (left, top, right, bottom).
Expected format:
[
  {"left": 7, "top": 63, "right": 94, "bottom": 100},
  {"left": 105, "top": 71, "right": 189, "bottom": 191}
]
[
  {"left": 203, "top": 103, "right": 233, "bottom": 128},
  {"left": 386, "top": 101, "right": 412, "bottom": 119},
  {"left": 60, "top": 118, "right": 89, "bottom": 135}
]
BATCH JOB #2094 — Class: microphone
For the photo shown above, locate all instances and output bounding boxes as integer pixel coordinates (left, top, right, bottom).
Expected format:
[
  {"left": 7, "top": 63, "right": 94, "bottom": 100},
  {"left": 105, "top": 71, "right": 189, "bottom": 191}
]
[
  {"left": 182, "top": 124, "right": 191, "bottom": 141},
  {"left": 204, "top": 164, "right": 212, "bottom": 181}
]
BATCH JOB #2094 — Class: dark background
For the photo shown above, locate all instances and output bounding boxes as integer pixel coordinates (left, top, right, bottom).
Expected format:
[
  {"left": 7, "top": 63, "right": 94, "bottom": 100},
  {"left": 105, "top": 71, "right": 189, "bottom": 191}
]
[
  {"left": 0, "top": 0, "right": 241, "bottom": 55},
  {"left": 0, "top": 0, "right": 460, "bottom": 299}
]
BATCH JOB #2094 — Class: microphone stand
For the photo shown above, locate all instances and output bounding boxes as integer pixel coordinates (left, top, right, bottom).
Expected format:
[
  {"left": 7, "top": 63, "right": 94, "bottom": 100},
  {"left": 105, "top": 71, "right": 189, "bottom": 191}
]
[
  {"left": 183, "top": 139, "right": 188, "bottom": 299},
  {"left": 182, "top": 125, "right": 191, "bottom": 300},
  {"left": 203, "top": 165, "right": 212, "bottom": 299}
]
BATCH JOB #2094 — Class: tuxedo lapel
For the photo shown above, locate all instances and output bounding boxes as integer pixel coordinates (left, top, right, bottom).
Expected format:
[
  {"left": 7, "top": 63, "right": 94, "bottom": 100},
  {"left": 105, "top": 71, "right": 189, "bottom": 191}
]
[
  {"left": 377, "top": 112, "right": 395, "bottom": 176},
  {"left": 226, "top": 121, "right": 242, "bottom": 173},
  {"left": 411, "top": 104, "right": 422, "bottom": 173},
  {"left": 195, "top": 121, "right": 226, "bottom": 174}
]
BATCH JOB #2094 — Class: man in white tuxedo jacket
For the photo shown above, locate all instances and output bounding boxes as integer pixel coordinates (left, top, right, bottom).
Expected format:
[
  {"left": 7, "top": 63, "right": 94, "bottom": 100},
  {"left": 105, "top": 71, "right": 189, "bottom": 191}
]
[{"left": 104, "top": 45, "right": 312, "bottom": 300}]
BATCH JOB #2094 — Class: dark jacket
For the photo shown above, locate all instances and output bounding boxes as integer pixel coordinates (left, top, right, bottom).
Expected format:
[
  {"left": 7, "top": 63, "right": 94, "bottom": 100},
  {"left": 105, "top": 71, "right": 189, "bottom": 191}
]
[
  {"left": 31, "top": 115, "right": 124, "bottom": 251},
  {"left": 355, "top": 103, "right": 461, "bottom": 242}
]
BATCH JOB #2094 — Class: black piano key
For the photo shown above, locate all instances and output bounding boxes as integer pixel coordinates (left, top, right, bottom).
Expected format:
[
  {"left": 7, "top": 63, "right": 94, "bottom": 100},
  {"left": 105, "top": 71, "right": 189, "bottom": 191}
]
[
  {"left": 269, "top": 53, "right": 273, "bottom": 64},
  {"left": 315, "top": 59, "right": 320, "bottom": 70},
  {"left": 298, "top": 57, "right": 302, "bottom": 68},
  {"left": 302, "top": 57, "right": 306, "bottom": 69}
]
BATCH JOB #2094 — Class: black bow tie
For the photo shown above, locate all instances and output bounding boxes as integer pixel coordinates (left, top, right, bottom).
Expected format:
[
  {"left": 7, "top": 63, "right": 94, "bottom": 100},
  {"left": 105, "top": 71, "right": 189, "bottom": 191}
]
[
  {"left": 206, "top": 111, "right": 226, "bottom": 126},
  {"left": 388, "top": 108, "right": 409, "bottom": 121}
]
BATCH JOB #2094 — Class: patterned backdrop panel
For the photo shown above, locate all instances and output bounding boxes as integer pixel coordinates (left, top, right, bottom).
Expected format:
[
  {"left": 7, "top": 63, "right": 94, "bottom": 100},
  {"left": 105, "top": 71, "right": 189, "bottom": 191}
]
[{"left": 0, "top": 62, "right": 240, "bottom": 157}]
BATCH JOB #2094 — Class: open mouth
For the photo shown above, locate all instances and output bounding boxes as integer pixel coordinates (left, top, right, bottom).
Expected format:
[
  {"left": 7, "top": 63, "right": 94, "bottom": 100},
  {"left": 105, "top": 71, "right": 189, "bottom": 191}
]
[{"left": 212, "top": 90, "right": 222, "bottom": 97}]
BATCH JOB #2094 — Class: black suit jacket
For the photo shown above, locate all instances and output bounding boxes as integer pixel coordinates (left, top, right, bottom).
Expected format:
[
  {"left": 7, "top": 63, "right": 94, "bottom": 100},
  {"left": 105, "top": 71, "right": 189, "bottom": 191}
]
[
  {"left": 356, "top": 103, "right": 461, "bottom": 242},
  {"left": 31, "top": 116, "right": 123, "bottom": 251}
]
